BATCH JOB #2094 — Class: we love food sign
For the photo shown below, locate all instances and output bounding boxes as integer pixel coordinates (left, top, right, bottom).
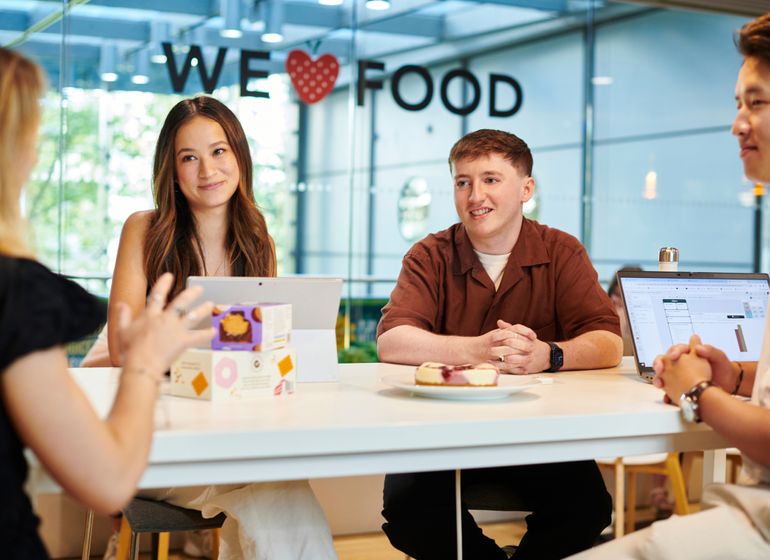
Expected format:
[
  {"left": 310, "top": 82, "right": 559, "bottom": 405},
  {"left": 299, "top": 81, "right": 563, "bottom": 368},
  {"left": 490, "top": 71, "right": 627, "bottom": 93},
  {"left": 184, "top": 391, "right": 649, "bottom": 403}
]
[{"left": 161, "top": 42, "right": 523, "bottom": 117}]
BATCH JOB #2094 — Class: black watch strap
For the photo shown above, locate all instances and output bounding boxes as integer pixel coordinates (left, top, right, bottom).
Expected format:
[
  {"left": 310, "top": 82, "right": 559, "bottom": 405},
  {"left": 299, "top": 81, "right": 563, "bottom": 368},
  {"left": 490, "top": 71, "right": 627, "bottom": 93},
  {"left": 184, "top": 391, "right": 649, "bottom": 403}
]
[{"left": 546, "top": 342, "right": 563, "bottom": 372}]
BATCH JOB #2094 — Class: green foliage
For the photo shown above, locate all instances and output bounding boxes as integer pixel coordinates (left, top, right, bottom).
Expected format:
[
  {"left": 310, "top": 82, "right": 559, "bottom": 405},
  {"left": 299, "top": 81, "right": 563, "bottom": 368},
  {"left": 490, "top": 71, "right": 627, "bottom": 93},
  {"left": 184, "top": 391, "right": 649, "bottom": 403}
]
[{"left": 338, "top": 340, "right": 379, "bottom": 363}]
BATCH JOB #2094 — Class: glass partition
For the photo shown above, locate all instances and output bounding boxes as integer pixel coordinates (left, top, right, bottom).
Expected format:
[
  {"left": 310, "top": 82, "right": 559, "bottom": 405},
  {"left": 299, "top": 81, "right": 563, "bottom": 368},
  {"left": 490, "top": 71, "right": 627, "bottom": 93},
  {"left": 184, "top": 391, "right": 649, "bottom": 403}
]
[{"left": 2, "top": 0, "right": 757, "bottom": 362}]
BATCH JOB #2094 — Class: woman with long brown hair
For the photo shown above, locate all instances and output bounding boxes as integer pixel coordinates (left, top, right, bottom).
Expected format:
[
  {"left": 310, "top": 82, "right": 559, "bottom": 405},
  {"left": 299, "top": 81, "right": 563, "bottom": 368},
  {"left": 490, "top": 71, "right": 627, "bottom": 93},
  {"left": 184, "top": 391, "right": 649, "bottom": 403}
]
[
  {"left": 107, "top": 96, "right": 336, "bottom": 560},
  {"left": 108, "top": 96, "right": 275, "bottom": 359},
  {"left": 0, "top": 47, "right": 214, "bottom": 559}
]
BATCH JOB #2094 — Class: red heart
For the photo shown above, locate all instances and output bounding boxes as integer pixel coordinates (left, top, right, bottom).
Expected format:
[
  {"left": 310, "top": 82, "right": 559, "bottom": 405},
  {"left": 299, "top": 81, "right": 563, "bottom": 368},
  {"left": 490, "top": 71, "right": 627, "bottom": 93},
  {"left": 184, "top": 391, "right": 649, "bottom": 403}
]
[{"left": 285, "top": 50, "right": 339, "bottom": 104}]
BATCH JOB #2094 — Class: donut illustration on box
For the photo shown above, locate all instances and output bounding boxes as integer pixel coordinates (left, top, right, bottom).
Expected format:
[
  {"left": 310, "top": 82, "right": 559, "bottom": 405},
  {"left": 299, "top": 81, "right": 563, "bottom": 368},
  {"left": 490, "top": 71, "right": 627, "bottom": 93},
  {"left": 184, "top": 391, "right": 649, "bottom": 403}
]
[{"left": 210, "top": 303, "right": 291, "bottom": 351}]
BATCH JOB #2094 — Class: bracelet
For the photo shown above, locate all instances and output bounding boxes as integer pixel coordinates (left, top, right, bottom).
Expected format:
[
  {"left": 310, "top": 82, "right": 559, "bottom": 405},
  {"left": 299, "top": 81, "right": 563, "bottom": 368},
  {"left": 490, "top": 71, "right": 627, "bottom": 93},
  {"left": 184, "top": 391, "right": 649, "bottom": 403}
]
[
  {"left": 122, "top": 366, "right": 161, "bottom": 389},
  {"left": 731, "top": 361, "right": 744, "bottom": 396}
]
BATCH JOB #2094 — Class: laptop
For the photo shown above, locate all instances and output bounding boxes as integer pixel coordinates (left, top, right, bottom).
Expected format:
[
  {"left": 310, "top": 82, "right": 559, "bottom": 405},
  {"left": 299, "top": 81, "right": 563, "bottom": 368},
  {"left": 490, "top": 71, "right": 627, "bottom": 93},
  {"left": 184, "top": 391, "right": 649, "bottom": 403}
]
[
  {"left": 617, "top": 271, "right": 770, "bottom": 381},
  {"left": 186, "top": 276, "right": 343, "bottom": 382}
]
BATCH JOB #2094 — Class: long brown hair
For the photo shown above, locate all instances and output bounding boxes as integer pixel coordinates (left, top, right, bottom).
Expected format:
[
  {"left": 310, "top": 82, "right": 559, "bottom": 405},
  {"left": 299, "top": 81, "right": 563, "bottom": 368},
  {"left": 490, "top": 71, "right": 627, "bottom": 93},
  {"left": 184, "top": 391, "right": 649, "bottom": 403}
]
[
  {"left": 144, "top": 96, "right": 276, "bottom": 296},
  {"left": 0, "top": 48, "right": 44, "bottom": 258}
]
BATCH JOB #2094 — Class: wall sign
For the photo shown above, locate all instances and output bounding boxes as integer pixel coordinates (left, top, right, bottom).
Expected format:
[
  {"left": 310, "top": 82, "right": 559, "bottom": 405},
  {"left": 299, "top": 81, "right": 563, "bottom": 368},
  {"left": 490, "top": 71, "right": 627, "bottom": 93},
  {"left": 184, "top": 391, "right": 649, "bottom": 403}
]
[
  {"left": 358, "top": 60, "right": 523, "bottom": 117},
  {"left": 161, "top": 43, "right": 523, "bottom": 117}
]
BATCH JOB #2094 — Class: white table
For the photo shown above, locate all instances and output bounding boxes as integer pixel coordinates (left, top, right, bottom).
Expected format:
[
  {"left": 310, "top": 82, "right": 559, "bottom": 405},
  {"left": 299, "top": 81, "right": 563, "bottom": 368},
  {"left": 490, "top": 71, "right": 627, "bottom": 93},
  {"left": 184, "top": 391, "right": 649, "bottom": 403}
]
[
  {"left": 60, "top": 357, "right": 728, "bottom": 489},
  {"left": 30, "top": 357, "right": 729, "bottom": 560}
]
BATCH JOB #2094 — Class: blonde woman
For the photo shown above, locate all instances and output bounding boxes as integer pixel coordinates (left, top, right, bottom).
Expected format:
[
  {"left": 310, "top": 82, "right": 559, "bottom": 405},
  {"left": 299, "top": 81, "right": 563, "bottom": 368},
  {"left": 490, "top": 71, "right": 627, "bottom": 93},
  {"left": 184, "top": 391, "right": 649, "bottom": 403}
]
[{"left": 0, "top": 47, "right": 214, "bottom": 559}]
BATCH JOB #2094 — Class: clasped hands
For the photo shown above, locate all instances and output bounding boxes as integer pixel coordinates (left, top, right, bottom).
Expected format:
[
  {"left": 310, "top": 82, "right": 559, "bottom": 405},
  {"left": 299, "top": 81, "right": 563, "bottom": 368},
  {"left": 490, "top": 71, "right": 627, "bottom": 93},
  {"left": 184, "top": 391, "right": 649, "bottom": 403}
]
[
  {"left": 652, "top": 334, "right": 734, "bottom": 405},
  {"left": 480, "top": 320, "right": 550, "bottom": 374}
]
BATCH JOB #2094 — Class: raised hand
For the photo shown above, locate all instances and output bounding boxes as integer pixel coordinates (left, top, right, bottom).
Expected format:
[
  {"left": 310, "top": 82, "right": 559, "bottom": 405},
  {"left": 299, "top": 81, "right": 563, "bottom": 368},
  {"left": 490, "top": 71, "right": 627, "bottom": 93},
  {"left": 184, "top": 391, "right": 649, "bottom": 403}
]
[{"left": 115, "top": 272, "right": 215, "bottom": 379}]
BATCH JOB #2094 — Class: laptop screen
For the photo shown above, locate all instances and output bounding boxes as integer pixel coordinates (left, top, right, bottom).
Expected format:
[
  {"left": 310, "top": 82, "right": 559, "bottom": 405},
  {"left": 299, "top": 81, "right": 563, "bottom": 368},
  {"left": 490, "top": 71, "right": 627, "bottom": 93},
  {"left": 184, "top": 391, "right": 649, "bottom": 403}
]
[{"left": 617, "top": 272, "right": 770, "bottom": 374}]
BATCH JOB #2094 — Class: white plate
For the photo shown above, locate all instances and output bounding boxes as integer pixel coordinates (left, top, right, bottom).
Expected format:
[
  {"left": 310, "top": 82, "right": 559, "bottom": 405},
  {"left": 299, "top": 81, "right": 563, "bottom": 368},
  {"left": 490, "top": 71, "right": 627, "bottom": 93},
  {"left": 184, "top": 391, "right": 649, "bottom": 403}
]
[{"left": 381, "top": 373, "right": 540, "bottom": 401}]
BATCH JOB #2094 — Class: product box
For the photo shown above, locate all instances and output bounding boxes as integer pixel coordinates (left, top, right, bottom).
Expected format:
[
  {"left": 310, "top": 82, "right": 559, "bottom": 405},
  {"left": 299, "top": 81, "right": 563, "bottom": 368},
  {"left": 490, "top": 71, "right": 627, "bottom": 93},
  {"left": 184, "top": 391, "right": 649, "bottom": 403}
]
[
  {"left": 170, "top": 347, "right": 296, "bottom": 400},
  {"left": 211, "top": 303, "right": 291, "bottom": 351}
]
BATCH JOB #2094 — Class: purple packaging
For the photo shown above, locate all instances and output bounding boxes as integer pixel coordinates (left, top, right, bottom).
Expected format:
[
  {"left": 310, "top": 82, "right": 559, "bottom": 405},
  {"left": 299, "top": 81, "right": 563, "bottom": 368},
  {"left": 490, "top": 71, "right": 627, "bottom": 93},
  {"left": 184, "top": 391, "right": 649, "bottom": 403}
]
[{"left": 210, "top": 303, "right": 291, "bottom": 351}]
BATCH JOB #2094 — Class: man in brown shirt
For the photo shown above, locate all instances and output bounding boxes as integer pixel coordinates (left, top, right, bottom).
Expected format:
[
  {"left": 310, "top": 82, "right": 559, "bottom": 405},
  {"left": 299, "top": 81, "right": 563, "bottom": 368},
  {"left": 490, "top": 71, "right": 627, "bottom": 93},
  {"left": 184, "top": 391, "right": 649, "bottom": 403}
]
[{"left": 378, "top": 129, "right": 622, "bottom": 559}]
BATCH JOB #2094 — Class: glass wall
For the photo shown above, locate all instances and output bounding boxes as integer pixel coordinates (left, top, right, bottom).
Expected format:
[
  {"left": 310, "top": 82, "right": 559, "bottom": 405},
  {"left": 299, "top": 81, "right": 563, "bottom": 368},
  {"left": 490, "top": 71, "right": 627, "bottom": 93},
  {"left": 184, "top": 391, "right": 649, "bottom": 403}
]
[{"left": 2, "top": 0, "right": 758, "bottom": 360}]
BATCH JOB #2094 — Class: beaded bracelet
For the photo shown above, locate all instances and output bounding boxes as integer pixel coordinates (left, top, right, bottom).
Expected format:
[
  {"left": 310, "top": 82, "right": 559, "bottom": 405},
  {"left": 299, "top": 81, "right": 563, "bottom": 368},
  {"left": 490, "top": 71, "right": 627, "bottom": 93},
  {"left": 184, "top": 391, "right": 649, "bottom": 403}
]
[{"left": 731, "top": 361, "right": 744, "bottom": 396}]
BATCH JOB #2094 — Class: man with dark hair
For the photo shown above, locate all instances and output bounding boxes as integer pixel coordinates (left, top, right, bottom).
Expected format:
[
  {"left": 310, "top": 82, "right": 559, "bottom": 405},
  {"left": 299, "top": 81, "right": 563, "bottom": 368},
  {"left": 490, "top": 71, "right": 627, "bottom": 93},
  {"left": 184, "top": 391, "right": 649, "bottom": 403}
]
[
  {"left": 569, "top": 13, "right": 770, "bottom": 560},
  {"left": 377, "top": 128, "right": 622, "bottom": 559}
]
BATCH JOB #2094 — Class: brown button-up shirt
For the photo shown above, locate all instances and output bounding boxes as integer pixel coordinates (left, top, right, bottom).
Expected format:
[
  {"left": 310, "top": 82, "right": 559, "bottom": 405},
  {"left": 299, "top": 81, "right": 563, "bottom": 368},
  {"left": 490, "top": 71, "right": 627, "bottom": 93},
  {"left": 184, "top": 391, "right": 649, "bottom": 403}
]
[{"left": 378, "top": 219, "right": 620, "bottom": 341}]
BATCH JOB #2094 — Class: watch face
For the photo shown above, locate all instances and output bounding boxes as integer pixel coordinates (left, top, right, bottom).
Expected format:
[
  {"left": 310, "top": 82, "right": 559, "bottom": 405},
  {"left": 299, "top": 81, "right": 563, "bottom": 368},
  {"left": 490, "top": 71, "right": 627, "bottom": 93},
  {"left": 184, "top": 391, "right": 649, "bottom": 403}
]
[
  {"left": 550, "top": 343, "right": 563, "bottom": 371},
  {"left": 680, "top": 396, "right": 696, "bottom": 423}
]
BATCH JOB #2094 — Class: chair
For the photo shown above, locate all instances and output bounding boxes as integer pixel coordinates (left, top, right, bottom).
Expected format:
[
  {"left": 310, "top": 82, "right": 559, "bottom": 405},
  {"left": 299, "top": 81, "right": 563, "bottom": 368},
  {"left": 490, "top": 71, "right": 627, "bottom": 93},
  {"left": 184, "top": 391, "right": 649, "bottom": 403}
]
[
  {"left": 597, "top": 452, "right": 689, "bottom": 537},
  {"left": 82, "top": 498, "right": 225, "bottom": 560}
]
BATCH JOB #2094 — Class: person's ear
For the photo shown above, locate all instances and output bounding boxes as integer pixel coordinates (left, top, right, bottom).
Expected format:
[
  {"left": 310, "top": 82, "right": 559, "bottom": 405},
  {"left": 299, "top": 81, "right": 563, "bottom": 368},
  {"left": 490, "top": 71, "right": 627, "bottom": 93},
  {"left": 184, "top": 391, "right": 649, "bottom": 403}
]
[{"left": 521, "top": 176, "right": 535, "bottom": 203}]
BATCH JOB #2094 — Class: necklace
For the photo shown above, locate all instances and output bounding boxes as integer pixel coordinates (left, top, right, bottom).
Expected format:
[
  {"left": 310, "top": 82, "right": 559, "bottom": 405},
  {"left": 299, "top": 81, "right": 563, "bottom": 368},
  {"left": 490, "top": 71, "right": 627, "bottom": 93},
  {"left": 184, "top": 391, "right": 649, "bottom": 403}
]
[{"left": 211, "top": 256, "right": 228, "bottom": 276}]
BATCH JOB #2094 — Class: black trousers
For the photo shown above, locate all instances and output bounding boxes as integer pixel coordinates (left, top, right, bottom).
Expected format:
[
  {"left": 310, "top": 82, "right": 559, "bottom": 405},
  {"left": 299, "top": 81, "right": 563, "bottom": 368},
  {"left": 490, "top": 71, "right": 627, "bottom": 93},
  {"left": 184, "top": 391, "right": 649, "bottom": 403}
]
[{"left": 382, "top": 461, "right": 612, "bottom": 560}]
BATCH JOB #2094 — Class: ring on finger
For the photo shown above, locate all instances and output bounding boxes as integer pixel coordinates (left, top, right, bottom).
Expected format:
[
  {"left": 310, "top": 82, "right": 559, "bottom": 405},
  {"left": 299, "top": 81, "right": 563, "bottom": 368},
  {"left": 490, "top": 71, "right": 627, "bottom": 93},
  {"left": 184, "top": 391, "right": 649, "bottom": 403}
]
[
  {"left": 498, "top": 354, "right": 505, "bottom": 363},
  {"left": 146, "top": 293, "right": 163, "bottom": 306},
  {"left": 173, "top": 305, "right": 187, "bottom": 318}
]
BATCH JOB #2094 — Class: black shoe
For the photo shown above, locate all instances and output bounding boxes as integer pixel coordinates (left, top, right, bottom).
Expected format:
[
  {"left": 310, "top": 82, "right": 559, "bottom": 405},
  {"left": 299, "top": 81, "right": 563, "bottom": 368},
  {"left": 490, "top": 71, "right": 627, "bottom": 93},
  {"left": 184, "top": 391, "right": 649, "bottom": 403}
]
[{"left": 501, "top": 545, "right": 518, "bottom": 559}]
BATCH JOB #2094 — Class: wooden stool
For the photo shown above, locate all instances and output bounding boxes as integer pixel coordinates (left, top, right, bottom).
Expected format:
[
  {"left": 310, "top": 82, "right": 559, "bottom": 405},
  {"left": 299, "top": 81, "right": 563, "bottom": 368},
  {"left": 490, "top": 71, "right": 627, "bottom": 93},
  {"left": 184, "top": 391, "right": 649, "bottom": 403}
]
[
  {"left": 82, "top": 498, "right": 225, "bottom": 560},
  {"left": 598, "top": 453, "right": 689, "bottom": 537}
]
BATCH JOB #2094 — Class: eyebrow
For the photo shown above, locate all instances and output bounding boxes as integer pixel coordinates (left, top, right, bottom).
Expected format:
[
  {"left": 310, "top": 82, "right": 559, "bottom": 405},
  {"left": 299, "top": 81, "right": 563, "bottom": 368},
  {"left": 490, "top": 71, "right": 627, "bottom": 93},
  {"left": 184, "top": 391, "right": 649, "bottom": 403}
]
[
  {"left": 176, "top": 140, "right": 229, "bottom": 156},
  {"left": 736, "top": 85, "right": 767, "bottom": 99}
]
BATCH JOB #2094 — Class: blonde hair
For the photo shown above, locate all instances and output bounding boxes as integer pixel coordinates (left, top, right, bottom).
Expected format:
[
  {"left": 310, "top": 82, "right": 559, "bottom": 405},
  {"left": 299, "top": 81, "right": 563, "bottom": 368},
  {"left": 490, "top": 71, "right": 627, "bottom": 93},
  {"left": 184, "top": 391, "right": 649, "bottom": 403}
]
[{"left": 0, "top": 48, "right": 44, "bottom": 258}]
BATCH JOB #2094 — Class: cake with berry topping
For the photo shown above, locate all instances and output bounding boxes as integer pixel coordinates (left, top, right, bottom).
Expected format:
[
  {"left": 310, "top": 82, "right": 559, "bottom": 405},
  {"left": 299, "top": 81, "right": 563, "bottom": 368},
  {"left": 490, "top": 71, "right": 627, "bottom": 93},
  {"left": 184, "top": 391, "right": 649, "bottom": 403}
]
[{"left": 415, "top": 362, "right": 499, "bottom": 387}]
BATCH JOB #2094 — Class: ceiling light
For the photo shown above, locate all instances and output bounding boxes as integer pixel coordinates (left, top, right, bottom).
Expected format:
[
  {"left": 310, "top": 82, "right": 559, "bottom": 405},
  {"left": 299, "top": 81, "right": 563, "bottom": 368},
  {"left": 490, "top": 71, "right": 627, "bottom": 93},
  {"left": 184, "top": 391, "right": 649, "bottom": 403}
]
[
  {"left": 150, "top": 21, "right": 170, "bottom": 64},
  {"left": 319, "top": 0, "right": 343, "bottom": 5},
  {"left": 591, "top": 76, "right": 613, "bottom": 86},
  {"left": 131, "top": 50, "right": 150, "bottom": 85},
  {"left": 99, "top": 44, "right": 118, "bottom": 82},
  {"left": 261, "top": 0, "right": 284, "bottom": 43},
  {"left": 365, "top": 0, "right": 391, "bottom": 10},
  {"left": 221, "top": 0, "right": 243, "bottom": 39}
]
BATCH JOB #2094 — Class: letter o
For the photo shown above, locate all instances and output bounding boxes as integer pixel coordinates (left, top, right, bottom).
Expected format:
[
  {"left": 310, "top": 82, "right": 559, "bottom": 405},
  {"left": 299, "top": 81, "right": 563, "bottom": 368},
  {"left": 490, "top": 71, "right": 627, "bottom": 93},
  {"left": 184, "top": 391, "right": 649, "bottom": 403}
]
[
  {"left": 391, "top": 65, "right": 433, "bottom": 111},
  {"left": 440, "top": 69, "right": 481, "bottom": 116}
]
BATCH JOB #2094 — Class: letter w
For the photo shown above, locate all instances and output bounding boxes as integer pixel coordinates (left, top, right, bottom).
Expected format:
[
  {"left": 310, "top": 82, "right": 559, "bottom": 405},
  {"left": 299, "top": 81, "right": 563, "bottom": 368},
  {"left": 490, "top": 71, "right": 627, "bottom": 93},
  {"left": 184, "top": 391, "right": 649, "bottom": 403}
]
[{"left": 163, "top": 42, "right": 227, "bottom": 94}]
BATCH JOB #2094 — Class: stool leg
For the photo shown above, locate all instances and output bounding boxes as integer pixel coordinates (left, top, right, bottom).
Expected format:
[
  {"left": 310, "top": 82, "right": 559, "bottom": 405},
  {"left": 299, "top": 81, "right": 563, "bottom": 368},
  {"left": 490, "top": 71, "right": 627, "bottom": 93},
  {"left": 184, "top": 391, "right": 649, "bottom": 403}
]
[
  {"left": 151, "top": 532, "right": 160, "bottom": 560},
  {"left": 614, "top": 459, "right": 625, "bottom": 538},
  {"left": 116, "top": 517, "right": 131, "bottom": 560},
  {"left": 212, "top": 528, "right": 221, "bottom": 560},
  {"left": 128, "top": 531, "right": 140, "bottom": 560},
  {"left": 81, "top": 509, "right": 95, "bottom": 560},
  {"left": 666, "top": 453, "right": 689, "bottom": 515},
  {"left": 625, "top": 471, "right": 637, "bottom": 534},
  {"left": 157, "top": 532, "right": 170, "bottom": 560}
]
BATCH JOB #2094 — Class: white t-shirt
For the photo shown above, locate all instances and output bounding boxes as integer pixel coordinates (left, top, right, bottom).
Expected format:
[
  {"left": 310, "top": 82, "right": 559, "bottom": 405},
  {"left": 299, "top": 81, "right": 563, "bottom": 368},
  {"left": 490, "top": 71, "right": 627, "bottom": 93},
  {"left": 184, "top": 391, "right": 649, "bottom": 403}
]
[
  {"left": 741, "top": 309, "right": 770, "bottom": 486},
  {"left": 709, "top": 307, "right": 770, "bottom": 543},
  {"left": 474, "top": 250, "right": 511, "bottom": 291}
]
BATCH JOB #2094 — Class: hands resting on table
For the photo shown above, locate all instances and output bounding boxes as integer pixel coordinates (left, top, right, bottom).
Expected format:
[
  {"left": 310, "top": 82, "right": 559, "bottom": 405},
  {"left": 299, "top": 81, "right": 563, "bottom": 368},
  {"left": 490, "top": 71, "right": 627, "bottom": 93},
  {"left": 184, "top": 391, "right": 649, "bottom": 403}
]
[{"left": 652, "top": 335, "right": 743, "bottom": 405}]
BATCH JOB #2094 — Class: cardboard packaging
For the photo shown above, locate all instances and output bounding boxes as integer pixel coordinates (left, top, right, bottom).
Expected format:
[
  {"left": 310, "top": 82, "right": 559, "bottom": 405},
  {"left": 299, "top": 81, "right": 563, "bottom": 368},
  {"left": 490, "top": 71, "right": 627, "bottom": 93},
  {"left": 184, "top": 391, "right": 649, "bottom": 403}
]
[
  {"left": 171, "top": 347, "right": 296, "bottom": 400},
  {"left": 211, "top": 303, "right": 291, "bottom": 351}
]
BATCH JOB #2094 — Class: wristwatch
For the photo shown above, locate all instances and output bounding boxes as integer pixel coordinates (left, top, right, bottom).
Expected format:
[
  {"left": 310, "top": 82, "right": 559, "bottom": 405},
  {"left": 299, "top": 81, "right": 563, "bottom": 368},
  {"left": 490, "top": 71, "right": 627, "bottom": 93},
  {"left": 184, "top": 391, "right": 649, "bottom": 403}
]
[
  {"left": 545, "top": 342, "right": 563, "bottom": 373},
  {"left": 679, "top": 380, "right": 714, "bottom": 423}
]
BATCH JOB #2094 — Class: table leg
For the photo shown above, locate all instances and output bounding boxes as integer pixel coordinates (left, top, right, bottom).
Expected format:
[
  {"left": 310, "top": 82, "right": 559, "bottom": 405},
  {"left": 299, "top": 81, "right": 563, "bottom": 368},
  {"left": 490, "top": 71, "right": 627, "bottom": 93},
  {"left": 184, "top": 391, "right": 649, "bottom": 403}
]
[
  {"left": 702, "top": 449, "right": 727, "bottom": 487},
  {"left": 455, "top": 469, "right": 463, "bottom": 560}
]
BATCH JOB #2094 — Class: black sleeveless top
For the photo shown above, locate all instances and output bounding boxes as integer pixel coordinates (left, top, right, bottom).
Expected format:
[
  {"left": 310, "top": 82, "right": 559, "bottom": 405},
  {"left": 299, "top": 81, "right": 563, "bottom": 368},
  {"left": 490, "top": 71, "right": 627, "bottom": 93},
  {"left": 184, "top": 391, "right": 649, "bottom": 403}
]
[{"left": 0, "top": 256, "right": 105, "bottom": 559}]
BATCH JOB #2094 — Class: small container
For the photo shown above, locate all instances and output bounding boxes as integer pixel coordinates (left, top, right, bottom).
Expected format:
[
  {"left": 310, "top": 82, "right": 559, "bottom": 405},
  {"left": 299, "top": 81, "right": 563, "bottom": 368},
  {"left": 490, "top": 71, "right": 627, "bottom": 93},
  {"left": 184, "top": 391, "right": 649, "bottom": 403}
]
[{"left": 659, "top": 247, "right": 679, "bottom": 272}]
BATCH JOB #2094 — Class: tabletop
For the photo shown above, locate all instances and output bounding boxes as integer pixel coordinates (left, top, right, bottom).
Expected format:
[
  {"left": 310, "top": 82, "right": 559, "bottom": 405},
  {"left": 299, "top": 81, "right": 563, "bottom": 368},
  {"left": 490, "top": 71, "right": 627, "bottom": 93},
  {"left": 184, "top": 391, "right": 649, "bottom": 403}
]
[{"left": 62, "top": 357, "right": 729, "bottom": 489}]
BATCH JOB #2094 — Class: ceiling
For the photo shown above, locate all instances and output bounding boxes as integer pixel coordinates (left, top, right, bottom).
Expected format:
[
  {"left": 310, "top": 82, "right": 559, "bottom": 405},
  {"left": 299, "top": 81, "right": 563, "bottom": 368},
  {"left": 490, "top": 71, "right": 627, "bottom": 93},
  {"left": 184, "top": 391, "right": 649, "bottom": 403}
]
[{"left": 0, "top": 0, "right": 758, "bottom": 94}]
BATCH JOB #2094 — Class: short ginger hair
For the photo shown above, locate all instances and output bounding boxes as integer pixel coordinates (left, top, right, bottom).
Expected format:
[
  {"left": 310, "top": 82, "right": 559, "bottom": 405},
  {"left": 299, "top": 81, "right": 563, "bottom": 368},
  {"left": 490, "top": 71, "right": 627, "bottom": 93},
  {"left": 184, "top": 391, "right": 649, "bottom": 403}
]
[{"left": 448, "top": 129, "right": 533, "bottom": 176}]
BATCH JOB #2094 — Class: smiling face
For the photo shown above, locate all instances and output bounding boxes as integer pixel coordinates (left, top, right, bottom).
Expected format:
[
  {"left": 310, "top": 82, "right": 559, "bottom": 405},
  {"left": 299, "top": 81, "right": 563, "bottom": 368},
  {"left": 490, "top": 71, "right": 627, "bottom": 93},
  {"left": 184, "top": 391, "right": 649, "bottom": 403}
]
[
  {"left": 174, "top": 115, "right": 240, "bottom": 213},
  {"left": 452, "top": 153, "right": 534, "bottom": 254},
  {"left": 733, "top": 56, "right": 770, "bottom": 184}
]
